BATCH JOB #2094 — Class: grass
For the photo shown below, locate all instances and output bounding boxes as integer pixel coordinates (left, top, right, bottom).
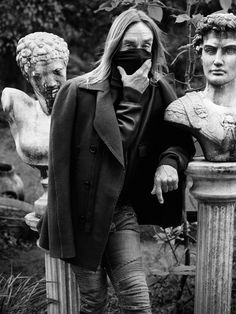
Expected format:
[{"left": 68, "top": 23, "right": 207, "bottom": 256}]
[{"left": 0, "top": 274, "right": 48, "bottom": 314}]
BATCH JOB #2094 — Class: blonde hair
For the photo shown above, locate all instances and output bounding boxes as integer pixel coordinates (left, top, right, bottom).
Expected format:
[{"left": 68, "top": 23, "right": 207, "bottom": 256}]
[{"left": 78, "top": 8, "right": 167, "bottom": 86}]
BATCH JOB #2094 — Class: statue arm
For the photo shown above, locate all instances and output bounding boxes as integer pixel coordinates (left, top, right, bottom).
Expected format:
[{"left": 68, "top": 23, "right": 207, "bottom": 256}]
[
  {"left": 1, "top": 88, "right": 14, "bottom": 122},
  {"left": 1, "top": 87, "right": 35, "bottom": 124}
]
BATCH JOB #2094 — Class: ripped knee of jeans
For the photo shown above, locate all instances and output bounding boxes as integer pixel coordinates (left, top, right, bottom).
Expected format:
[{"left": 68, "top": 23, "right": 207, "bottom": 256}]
[
  {"left": 111, "top": 257, "right": 151, "bottom": 313},
  {"left": 72, "top": 265, "right": 108, "bottom": 313}
]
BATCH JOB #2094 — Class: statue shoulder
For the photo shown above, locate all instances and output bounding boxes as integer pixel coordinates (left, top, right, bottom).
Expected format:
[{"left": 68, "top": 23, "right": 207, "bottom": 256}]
[
  {"left": 165, "top": 96, "right": 186, "bottom": 120},
  {"left": 1, "top": 88, "right": 36, "bottom": 122},
  {"left": 166, "top": 91, "right": 206, "bottom": 112},
  {"left": 165, "top": 91, "right": 206, "bottom": 128},
  {"left": 2, "top": 88, "right": 35, "bottom": 112},
  {"left": 169, "top": 91, "right": 202, "bottom": 106}
]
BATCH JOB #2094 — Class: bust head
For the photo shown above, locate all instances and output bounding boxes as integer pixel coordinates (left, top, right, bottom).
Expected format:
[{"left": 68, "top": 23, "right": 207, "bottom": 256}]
[
  {"left": 193, "top": 13, "right": 236, "bottom": 53},
  {"left": 16, "top": 32, "right": 69, "bottom": 115},
  {"left": 165, "top": 13, "right": 236, "bottom": 162},
  {"left": 193, "top": 13, "right": 236, "bottom": 87}
]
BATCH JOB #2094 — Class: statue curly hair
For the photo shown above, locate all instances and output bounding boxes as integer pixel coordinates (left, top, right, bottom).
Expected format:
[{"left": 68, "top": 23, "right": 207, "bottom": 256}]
[
  {"left": 193, "top": 13, "right": 236, "bottom": 53},
  {"left": 16, "top": 32, "right": 69, "bottom": 78}
]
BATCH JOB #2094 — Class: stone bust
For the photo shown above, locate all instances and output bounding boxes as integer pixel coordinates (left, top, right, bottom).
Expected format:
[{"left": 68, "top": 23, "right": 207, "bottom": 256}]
[
  {"left": 1, "top": 32, "right": 69, "bottom": 174},
  {"left": 165, "top": 13, "right": 236, "bottom": 162}
]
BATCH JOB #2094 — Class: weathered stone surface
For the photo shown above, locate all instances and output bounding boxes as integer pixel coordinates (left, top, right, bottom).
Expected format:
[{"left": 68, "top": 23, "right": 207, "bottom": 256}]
[
  {"left": 186, "top": 159, "right": 236, "bottom": 314},
  {"left": 45, "top": 253, "right": 80, "bottom": 314}
]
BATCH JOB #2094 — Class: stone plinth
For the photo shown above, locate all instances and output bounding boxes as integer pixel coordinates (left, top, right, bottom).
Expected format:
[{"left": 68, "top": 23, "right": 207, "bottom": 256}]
[
  {"left": 186, "top": 159, "right": 236, "bottom": 314},
  {"left": 34, "top": 177, "right": 48, "bottom": 217},
  {"left": 24, "top": 178, "right": 80, "bottom": 313},
  {"left": 45, "top": 253, "right": 80, "bottom": 314}
]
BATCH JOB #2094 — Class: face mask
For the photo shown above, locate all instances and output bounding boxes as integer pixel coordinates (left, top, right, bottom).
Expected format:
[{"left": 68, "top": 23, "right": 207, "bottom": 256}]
[
  {"left": 111, "top": 48, "right": 152, "bottom": 88},
  {"left": 113, "top": 48, "right": 151, "bottom": 74}
]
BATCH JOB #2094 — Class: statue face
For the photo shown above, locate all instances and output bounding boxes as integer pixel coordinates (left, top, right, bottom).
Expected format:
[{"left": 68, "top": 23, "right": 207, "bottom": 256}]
[
  {"left": 201, "top": 31, "right": 236, "bottom": 87},
  {"left": 28, "top": 59, "right": 67, "bottom": 115}
]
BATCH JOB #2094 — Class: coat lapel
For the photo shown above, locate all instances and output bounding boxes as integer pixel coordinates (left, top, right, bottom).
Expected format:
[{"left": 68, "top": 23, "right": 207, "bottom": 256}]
[{"left": 93, "top": 81, "right": 124, "bottom": 167}]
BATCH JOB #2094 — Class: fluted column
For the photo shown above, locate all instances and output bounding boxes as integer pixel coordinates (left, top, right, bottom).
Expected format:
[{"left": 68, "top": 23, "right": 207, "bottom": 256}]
[
  {"left": 45, "top": 253, "right": 80, "bottom": 314},
  {"left": 186, "top": 159, "right": 236, "bottom": 314},
  {"left": 25, "top": 178, "right": 80, "bottom": 313}
]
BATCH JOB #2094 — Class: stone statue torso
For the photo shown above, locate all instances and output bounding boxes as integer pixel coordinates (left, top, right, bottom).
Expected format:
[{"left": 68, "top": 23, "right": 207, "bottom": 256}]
[
  {"left": 165, "top": 91, "right": 236, "bottom": 161},
  {"left": 2, "top": 88, "right": 50, "bottom": 167}
]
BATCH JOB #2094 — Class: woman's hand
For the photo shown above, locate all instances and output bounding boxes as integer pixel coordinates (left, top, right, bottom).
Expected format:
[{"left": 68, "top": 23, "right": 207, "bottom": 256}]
[
  {"left": 151, "top": 165, "right": 179, "bottom": 204},
  {"left": 117, "top": 59, "right": 151, "bottom": 94}
]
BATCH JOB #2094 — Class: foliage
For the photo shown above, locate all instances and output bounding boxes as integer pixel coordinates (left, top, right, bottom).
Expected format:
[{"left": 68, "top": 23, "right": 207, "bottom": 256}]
[
  {"left": 0, "top": 203, "right": 37, "bottom": 253},
  {"left": 0, "top": 274, "right": 50, "bottom": 314},
  {"left": 1, "top": 0, "right": 235, "bottom": 91},
  {"left": 169, "top": 0, "right": 235, "bottom": 91},
  {"left": 0, "top": 0, "right": 109, "bottom": 59},
  {"left": 0, "top": 0, "right": 64, "bottom": 55},
  {"left": 61, "top": 0, "right": 111, "bottom": 77},
  {"left": 151, "top": 225, "right": 195, "bottom": 276},
  {"left": 0, "top": 0, "right": 110, "bottom": 88},
  {"left": 0, "top": 225, "right": 36, "bottom": 253},
  {"left": 148, "top": 222, "right": 196, "bottom": 313},
  {"left": 95, "top": 0, "right": 165, "bottom": 22},
  {"left": 1, "top": 0, "right": 236, "bottom": 90}
]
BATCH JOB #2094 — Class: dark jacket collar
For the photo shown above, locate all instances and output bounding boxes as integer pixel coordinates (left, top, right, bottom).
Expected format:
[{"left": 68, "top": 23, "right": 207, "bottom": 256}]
[
  {"left": 87, "top": 79, "right": 125, "bottom": 167},
  {"left": 78, "top": 77, "right": 176, "bottom": 168}
]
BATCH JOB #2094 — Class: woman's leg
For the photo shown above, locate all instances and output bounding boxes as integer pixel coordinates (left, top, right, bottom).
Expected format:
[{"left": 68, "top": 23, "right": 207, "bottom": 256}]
[
  {"left": 71, "top": 264, "right": 108, "bottom": 314},
  {"left": 105, "top": 206, "right": 152, "bottom": 313}
]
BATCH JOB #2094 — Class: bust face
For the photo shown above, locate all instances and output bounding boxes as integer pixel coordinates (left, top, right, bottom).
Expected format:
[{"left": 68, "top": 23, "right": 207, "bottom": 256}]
[
  {"left": 201, "top": 31, "right": 236, "bottom": 87},
  {"left": 28, "top": 58, "right": 67, "bottom": 115}
]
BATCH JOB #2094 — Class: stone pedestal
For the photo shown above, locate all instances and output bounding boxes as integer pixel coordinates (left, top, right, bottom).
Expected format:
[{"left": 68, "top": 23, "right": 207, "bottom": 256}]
[
  {"left": 186, "top": 159, "right": 236, "bottom": 314},
  {"left": 25, "top": 178, "right": 80, "bottom": 313},
  {"left": 34, "top": 177, "right": 48, "bottom": 217},
  {"left": 45, "top": 253, "right": 80, "bottom": 314}
]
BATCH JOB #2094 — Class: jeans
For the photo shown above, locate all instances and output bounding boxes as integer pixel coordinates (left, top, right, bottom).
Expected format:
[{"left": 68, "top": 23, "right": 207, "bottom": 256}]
[{"left": 71, "top": 205, "right": 151, "bottom": 313}]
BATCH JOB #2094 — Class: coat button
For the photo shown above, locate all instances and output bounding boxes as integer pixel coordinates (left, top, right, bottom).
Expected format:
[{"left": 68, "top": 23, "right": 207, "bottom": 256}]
[
  {"left": 83, "top": 180, "right": 91, "bottom": 190},
  {"left": 89, "top": 145, "right": 97, "bottom": 154},
  {"left": 79, "top": 215, "right": 86, "bottom": 222}
]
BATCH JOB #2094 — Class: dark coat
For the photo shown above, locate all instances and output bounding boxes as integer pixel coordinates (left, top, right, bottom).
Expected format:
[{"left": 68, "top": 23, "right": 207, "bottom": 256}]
[{"left": 38, "top": 77, "right": 195, "bottom": 270}]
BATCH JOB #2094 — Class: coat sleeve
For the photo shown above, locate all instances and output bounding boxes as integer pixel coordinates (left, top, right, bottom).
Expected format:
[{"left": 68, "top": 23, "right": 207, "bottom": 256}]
[{"left": 157, "top": 79, "right": 196, "bottom": 175}]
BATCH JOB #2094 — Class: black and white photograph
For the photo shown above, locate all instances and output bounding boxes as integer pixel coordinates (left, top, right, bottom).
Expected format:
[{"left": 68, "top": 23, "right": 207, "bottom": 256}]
[{"left": 1, "top": 0, "right": 236, "bottom": 313}]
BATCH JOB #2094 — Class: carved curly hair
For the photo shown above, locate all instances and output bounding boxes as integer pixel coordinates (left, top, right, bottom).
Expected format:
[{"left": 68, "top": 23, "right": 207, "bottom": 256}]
[
  {"left": 16, "top": 32, "right": 69, "bottom": 77},
  {"left": 193, "top": 13, "right": 236, "bottom": 53}
]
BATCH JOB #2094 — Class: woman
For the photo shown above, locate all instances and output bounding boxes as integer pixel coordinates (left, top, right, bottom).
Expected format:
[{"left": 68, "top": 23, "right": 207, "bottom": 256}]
[{"left": 39, "top": 8, "right": 195, "bottom": 313}]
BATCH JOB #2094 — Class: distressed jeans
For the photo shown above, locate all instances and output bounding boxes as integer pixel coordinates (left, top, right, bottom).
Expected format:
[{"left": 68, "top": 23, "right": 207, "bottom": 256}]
[{"left": 71, "top": 205, "right": 151, "bottom": 313}]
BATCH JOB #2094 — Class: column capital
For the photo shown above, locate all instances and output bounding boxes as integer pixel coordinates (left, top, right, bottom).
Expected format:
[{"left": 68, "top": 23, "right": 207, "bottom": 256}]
[{"left": 186, "top": 157, "right": 236, "bottom": 202}]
